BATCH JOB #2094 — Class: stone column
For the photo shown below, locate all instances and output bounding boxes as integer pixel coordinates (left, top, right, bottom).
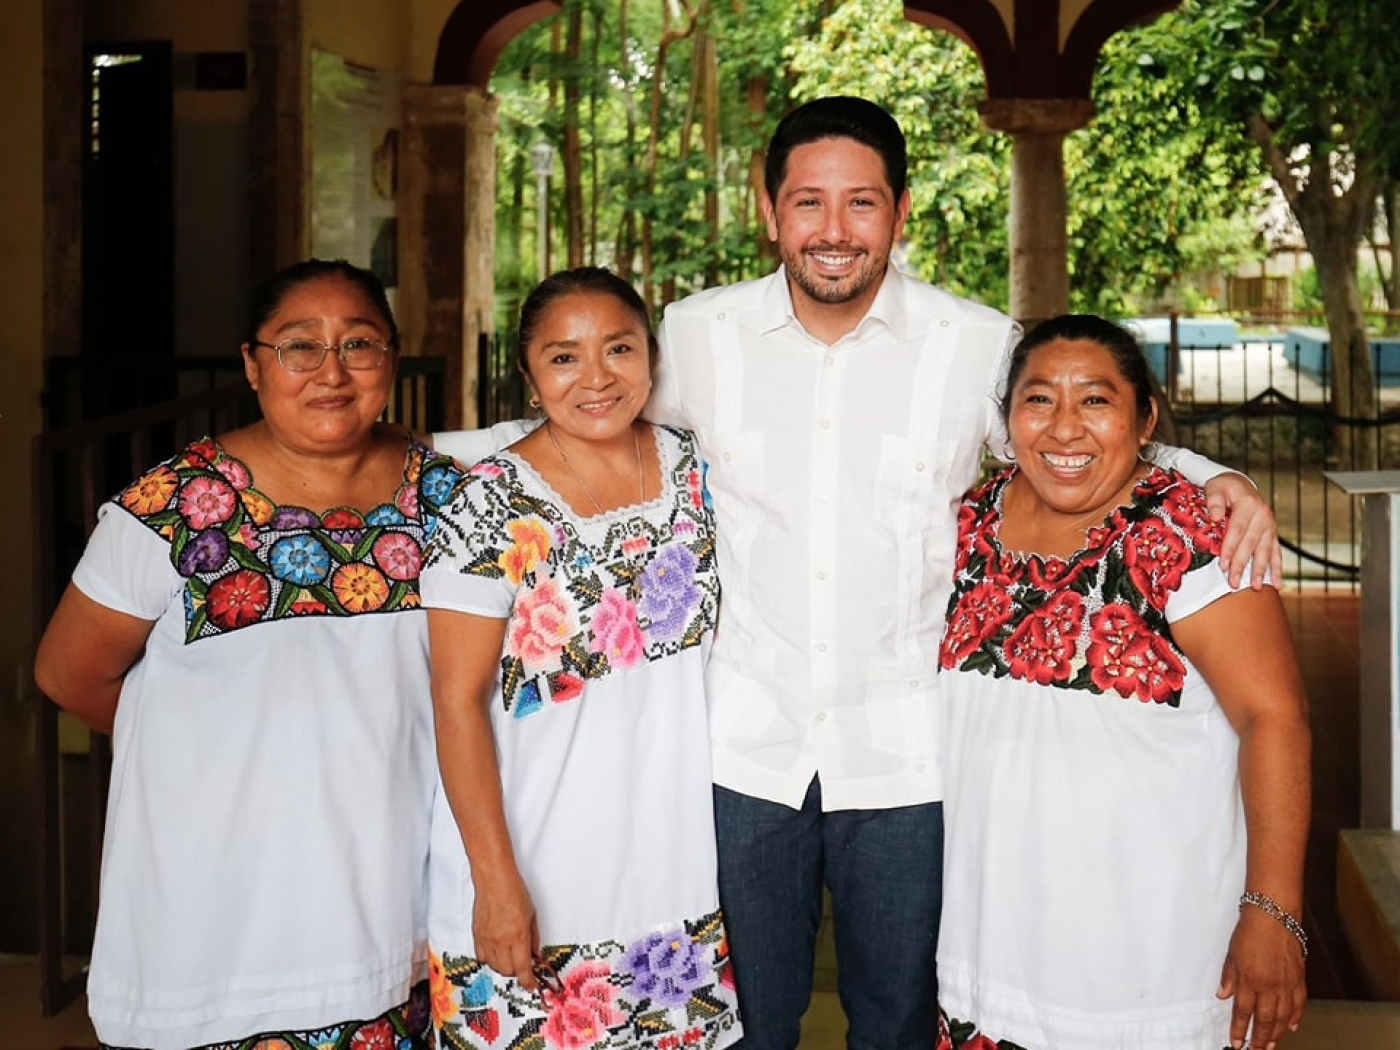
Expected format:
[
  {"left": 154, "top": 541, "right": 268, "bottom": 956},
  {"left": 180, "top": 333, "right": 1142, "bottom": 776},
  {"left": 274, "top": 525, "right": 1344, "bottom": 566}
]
[
  {"left": 401, "top": 84, "right": 497, "bottom": 429},
  {"left": 979, "top": 98, "right": 1095, "bottom": 330}
]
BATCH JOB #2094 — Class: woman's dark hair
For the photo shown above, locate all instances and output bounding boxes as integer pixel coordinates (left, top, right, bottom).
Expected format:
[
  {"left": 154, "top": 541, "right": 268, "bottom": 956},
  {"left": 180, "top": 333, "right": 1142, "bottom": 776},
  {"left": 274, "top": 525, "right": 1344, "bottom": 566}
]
[
  {"left": 245, "top": 258, "right": 398, "bottom": 348},
  {"left": 517, "top": 266, "right": 656, "bottom": 379},
  {"left": 764, "top": 96, "right": 908, "bottom": 202},
  {"left": 1000, "top": 314, "right": 1156, "bottom": 429}
]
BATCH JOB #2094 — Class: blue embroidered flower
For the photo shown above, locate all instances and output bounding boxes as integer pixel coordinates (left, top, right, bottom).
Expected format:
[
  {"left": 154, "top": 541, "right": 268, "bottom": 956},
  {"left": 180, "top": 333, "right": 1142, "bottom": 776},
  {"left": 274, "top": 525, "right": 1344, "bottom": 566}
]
[
  {"left": 269, "top": 534, "right": 332, "bottom": 585},
  {"left": 621, "top": 926, "right": 705, "bottom": 1007},
  {"left": 639, "top": 545, "right": 699, "bottom": 641},
  {"left": 422, "top": 464, "right": 459, "bottom": 506},
  {"left": 305, "top": 1026, "right": 342, "bottom": 1049},
  {"left": 367, "top": 504, "right": 407, "bottom": 525},
  {"left": 177, "top": 528, "right": 230, "bottom": 576}
]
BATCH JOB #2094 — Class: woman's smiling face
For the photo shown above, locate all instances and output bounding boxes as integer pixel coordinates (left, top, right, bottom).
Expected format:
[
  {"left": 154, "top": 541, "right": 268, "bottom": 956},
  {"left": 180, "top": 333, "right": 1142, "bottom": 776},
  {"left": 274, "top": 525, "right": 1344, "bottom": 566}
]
[{"left": 1007, "top": 336, "right": 1158, "bottom": 519}]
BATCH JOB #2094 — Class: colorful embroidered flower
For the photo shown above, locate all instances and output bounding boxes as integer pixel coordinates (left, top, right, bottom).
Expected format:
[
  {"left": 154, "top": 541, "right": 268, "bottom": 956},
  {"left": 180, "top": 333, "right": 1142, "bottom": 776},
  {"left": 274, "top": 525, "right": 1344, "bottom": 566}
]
[
  {"left": 373, "top": 531, "right": 421, "bottom": 582},
  {"left": 589, "top": 588, "right": 645, "bottom": 668},
  {"left": 423, "top": 463, "right": 463, "bottom": 504},
  {"left": 206, "top": 569, "right": 271, "bottom": 631},
  {"left": 239, "top": 487, "right": 276, "bottom": 526},
  {"left": 507, "top": 578, "right": 579, "bottom": 674},
  {"left": 464, "top": 1007, "right": 501, "bottom": 1043},
  {"left": 429, "top": 951, "right": 459, "bottom": 1029},
  {"left": 304, "top": 1027, "right": 343, "bottom": 1050},
  {"left": 1161, "top": 479, "right": 1224, "bottom": 551},
  {"left": 213, "top": 455, "right": 251, "bottom": 490},
  {"left": 332, "top": 563, "right": 390, "bottom": 613},
  {"left": 1003, "top": 593, "right": 1081, "bottom": 686},
  {"left": 1087, "top": 603, "right": 1185, "bottom": 702},
  {"left": 348, "top": 1018, "right": 396, "bottom": 1050},
  {"left": 269, "top": 534, "right": 332, "bottom": 586},
  {"left": 500, "top": 517, "right": 552, "bottom": 583},
  {"left": 185, "top": 438, "right": 219, "bottom": 465},
  {"left": 940, "top": 581, "right": 1015, "bottom": 668},
  {"left": 290, "top": 591, "right": 327, "bottom": 616},
  {"left": 324, "top": 507, "right": 366, "bottom": 529},
  {"left": 248, "top": 1040, "right": 293, "bottom": 1050},
  {"left": 121, "top": 465, "right": 179, "bottom": 515},
  {"left": 540, "top": 962, "right": 623, "bottom": 1049},
  {"left": 367, "top": 503, "right": 407, "bottom": 526},
  {"left": 178, "top": 475, "right": 238, "bottom": 530},
  {"left": 177, "top": 528, "right": 230, "bottom": 576},
  {"left": 622, "top": 927, "right": 706, "bottom": 1007},
  {"left": 469, "top": 462, "right": 504, "bottom": 481},
  {"left": 686, "top": 468, "right": 704, "bottom": 508},
  {"left": 395, "top": 483, "right": 420, "bottom": 520},
  {"left": 639, "top": 545, "right": 700, "bottom": 641},
  {"left": 270, "top": 506, "right": 319, "bottom": 530},
  {"left": 1124, "top": 517, "right": 1191, "bottom": 606}
]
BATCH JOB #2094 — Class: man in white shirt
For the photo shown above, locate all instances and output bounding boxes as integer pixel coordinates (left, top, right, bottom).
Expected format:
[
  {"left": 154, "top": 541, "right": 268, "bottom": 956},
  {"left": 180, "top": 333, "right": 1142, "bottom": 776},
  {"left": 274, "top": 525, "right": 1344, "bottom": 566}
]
[{"left": 647, "top": 96, "right": 1276, "bottom": 1050}]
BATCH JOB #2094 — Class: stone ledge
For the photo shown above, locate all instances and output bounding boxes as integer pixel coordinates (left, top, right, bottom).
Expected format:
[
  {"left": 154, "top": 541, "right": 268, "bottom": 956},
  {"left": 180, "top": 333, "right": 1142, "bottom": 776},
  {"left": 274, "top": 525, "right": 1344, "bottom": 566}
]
[{"left": 1337, "top": 829, "right": 1400, "bottom": 1000}]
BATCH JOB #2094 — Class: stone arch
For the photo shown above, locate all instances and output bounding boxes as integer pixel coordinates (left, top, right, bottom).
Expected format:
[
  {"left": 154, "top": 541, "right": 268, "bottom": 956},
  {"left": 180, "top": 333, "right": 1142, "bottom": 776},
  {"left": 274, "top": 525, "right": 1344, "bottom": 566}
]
[{"left": 433, "top": 0, "right": 560, "bottom": 88}]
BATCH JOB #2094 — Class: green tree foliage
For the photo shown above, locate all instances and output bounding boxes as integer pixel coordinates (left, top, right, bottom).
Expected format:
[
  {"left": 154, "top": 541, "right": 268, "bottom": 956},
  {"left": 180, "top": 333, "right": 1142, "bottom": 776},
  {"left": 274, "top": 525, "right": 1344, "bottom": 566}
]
[
  {"left": 1165, "top": 0, "right": 1400, "bottom": 462},
  {"left": 488, "top": 0, "right": 1269, "bottom": 326}
]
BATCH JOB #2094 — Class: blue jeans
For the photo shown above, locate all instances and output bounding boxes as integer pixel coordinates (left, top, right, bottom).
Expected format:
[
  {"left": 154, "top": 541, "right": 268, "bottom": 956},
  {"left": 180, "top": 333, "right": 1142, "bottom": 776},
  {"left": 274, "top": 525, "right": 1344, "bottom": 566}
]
[{"left": 714, "top": 779, "right": 943, "bottom": 1050}]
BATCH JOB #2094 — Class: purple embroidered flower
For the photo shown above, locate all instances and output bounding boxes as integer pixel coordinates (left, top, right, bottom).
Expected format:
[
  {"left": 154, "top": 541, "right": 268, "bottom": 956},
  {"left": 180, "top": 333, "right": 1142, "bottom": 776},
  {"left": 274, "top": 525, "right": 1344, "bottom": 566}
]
[
  {"left": 270, "top": 506, "right": 319, "bottom": 530},
  {"left": 638, "top": 545, "right": 699, "bottom": 641},
  {"left": 177, "top": 528, "right": 230, "bottom": 576},
  {"left": 621, "top": 927, "right": 705, "bottom": 1007}
]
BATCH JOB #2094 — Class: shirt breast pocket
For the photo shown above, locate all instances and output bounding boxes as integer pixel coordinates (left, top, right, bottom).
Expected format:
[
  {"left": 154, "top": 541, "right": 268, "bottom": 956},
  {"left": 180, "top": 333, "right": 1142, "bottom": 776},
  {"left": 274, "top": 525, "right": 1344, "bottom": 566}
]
[
  {"left": 875, "top": 435, "right": 959, "bottom": 521},
  {"left": 706, "top": 429, "right": 766, "bottom": 504}
]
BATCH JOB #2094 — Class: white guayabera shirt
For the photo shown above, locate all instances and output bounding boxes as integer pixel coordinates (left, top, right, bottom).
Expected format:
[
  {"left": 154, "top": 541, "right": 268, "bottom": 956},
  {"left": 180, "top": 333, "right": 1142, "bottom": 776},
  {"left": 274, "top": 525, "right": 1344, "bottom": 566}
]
[{"left": 648, "top": 266, "right": 1222, "bottom": 813}]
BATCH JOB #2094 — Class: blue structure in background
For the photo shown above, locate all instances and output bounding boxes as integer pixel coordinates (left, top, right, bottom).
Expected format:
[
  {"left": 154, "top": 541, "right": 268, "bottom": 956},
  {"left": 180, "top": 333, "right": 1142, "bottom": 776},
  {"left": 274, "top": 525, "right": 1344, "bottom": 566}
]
[
  {"left": 1122, "top": 317, "right": 1241, "bottom": 386},
  {"left": 1283, "top": 327, "right": 1400, "bottom": 388}
]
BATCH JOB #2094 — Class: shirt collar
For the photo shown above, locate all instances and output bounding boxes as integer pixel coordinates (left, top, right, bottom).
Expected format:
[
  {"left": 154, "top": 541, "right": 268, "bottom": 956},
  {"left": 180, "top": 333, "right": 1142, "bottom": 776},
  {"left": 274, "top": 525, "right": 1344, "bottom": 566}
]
[{"left": 762, "top": 265, "right": 910, "bottom": 343}]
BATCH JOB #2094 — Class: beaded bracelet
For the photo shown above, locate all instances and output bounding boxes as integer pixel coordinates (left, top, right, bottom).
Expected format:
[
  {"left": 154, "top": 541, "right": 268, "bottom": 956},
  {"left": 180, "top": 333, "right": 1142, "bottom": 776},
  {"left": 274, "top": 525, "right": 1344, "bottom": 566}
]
[{"left": 1239, "top": 891, "right": 1309, "bottom": 959}]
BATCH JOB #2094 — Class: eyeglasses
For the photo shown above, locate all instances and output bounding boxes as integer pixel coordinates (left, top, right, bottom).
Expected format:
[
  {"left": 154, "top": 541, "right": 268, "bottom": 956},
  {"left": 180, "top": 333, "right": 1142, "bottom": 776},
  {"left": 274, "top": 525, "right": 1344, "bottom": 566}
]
[{"left": 253, "top": 336, "right": 390, "bottom": 372}]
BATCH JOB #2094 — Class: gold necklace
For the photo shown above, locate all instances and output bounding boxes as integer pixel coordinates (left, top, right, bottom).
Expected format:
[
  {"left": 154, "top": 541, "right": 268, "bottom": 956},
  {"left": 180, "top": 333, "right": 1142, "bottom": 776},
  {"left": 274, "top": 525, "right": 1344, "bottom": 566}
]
[
  {"left": 546, "top": 421, "right": 644, "bottom": 516},
  {"left": 546, "top": 421, "right": 648, "bottom": 600}
]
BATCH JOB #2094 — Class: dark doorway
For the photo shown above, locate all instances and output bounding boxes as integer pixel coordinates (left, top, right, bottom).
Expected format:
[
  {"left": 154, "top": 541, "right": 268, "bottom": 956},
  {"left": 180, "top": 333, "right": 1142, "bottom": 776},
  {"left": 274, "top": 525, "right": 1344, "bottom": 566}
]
[{"left": 81, "top": 41, "right": 175, "bottom": 420}]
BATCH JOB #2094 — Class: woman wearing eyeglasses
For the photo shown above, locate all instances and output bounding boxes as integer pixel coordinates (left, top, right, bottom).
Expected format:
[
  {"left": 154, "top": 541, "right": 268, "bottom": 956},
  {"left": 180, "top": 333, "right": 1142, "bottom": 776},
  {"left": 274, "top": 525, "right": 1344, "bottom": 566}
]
[{"left": 34, "top": 259, "right": 455, "bottom": 1050}]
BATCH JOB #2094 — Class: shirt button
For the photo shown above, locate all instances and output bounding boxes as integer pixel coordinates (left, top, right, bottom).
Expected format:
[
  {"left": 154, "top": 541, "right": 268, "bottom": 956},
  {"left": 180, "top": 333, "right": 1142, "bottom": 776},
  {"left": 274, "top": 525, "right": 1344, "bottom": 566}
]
[
  {"left": 816, "top": 711, "right": 828, "bottom": 722},
  {"left": 909, "top": 679, "right": 919, "bottom": 688},
  {"left": 915, "top": 762, "right": 926, "bottom": 773},
  {"left": 816, "top": 571, "right": 826, "bottom": 581},
  {"left": 817, "top": 643, "right": 828, "bottom": 653},
  {"left": 717, "top": 311, "right": 727, "bottom": 320},
  {"left": 939, "top": 318, "right": 950, "bottom": 327},
  {"left": 820, "top": 420, "right": 831, "bottom": 430},
  {"left": 824, "top": 355, "right": 835, "bottom": 366},
  {"left": 723, "top": 452, "right": 732, "bottom": 461},
  {"left": 915, "top": 462, "right": 926, "bottom": 472}
]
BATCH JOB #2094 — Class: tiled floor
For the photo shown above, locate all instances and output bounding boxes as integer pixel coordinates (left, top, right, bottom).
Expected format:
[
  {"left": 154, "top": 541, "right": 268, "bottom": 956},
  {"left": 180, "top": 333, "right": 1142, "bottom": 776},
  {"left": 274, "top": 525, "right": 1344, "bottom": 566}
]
[{"left": 6, "top": 590, "right": 1394, "bottom": 1050}]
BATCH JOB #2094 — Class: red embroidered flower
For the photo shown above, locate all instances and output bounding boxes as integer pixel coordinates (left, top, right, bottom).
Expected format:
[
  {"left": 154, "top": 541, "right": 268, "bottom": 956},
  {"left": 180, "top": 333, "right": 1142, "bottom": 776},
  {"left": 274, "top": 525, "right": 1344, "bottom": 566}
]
[
  {"left": 541, "top": 961, "right": 623, "bottom": 1048},
  {"left": 940, "top": 581, "right": 1015, "bottom": 667},
  {"left": 1162, "top": 481, "right": 1225, "bottom": 553},
  {"left": 1124, "top": 517, "right": 1190, "bottom": 606},
  {"left": 323, "top": 507, "right": 366, "bottom": 529},
  {"left": 1086, "top": 603, "right": 1185, "bottom": 702},
  {"left": 206, "top": 569, "right": 270, "bottom": 630},
  {"left": 348, "top": 1018, "right": 395, "bottom": 1050},
  {"left": 1026, "top": 554, "right": 1085, "bottom": 590},
  {"left": 465, "top": 1008, "right": 500, "bottom": 1042},
  {"left": 1003, "top": 591, "right": 1082, "bottom": 685},
  {"left": 549, "top": 673, "right": 585, "bottom": 704}
]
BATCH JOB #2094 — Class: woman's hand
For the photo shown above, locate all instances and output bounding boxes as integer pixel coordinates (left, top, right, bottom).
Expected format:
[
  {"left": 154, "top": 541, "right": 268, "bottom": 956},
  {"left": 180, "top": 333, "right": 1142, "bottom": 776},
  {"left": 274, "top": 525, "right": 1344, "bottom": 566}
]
[
  {"left": 472, "top": 869, "right": 542, "bottom": 989},
  {"left": 1216, "top": 905, "right": 1308, "bottom": 1050},
  {"left": 1203, "top": 473, "right": 1282, "bottom": 590}
]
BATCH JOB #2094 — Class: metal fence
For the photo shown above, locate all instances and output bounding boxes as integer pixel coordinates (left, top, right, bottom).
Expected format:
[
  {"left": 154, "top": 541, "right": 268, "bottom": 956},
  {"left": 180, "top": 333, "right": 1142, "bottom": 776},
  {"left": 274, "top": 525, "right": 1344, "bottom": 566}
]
[{"left": 1143, "top": 318, "right": 1400, "bottom": 588}]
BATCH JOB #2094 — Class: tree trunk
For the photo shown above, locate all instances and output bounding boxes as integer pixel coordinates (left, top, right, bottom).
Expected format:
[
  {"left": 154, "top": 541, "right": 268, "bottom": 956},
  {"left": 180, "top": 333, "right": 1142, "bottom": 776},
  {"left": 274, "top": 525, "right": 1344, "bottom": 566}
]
[
  {"left": 563, "top": 0, "right": 584, "bottom": 269},
  {"left": 746, "top": 73, "right": 772, "bottom": 273}
]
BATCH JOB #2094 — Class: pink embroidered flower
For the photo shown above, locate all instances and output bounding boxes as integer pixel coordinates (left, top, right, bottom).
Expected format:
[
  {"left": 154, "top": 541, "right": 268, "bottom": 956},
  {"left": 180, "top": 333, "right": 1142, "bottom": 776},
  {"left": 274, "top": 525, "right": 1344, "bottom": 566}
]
[
  {"left": 396, "top": 482, "right": 419, "bottom": 519},
  {"left": 589, "top": 588, "right": 645, "bottom": 668},
  {"left": 213, "top": 455, "right": 251, "bottom": 490},
  {"left": 541, "top": 962, "right": 623, "bottom": 1049},
  {"left": 178, "top": 475, "right": 238, "bottom": 530},
  {"left": 471, "top": 462, "right": 505, "bottom": 480},
  {"left": 372, "top": 531, "right": 421, "bottom": 581},
  {"left": 508, "top": 578, "right": 579, "bottom": 674}
]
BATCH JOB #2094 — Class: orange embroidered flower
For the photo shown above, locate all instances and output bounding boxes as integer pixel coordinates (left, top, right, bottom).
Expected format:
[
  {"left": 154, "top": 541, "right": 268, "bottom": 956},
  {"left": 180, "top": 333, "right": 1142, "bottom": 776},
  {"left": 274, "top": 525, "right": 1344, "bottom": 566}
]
[
  {"left": 120, "top": 465, "right": 179, "bottom": 515},
  {"left": 332, "top": 563, "right": 390, "bottom": 613},
  {"left": 428, "top": 950, "right": 459, "bottom": 1029},
  {"left": 239, "top": 487, "right": 276, "bottom": 526},
  {"left": 499, "top": 517, "right": 552, "bottom": 583}
]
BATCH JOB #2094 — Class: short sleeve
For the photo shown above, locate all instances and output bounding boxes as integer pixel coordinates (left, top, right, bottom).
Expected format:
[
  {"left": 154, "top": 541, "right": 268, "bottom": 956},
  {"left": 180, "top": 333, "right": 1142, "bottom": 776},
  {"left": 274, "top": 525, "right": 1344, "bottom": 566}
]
[
  {"left": 647, "top": 307, "right": 687, "bottom": 428},
  {"left": 431, "top": 420, "right": 537, "bottom": 468},
  {"left": 70, "top": 503, "right": 182, "bottom": 622},
  {"left": 420, "top": 466, "right": 527, "bottom": 619}
]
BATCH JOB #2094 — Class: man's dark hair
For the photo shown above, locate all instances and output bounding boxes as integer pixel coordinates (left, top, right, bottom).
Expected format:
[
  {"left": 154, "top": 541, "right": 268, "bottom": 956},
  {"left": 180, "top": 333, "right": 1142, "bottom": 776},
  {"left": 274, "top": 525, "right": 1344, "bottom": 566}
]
[{"left": 763, "top": 96, "right": 908, "bottom": 201}]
